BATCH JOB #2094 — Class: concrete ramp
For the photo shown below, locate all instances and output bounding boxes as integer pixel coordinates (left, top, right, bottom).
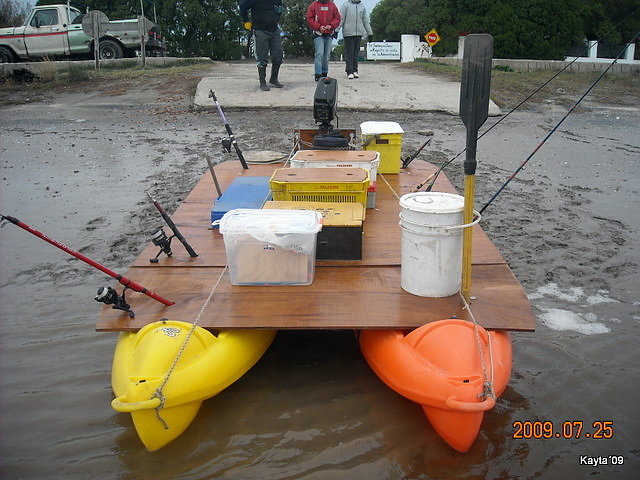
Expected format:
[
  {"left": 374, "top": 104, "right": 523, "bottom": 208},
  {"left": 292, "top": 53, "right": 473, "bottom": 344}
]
[{"left": 194, "top": 61, "right": 500, "bottom": 115}]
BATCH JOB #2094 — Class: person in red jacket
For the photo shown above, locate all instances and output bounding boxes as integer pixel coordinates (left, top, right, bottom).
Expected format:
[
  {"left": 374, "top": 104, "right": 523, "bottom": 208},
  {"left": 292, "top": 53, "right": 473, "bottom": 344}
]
[{"left": 306, "top": 0, "right": 341, "bottom": 81}]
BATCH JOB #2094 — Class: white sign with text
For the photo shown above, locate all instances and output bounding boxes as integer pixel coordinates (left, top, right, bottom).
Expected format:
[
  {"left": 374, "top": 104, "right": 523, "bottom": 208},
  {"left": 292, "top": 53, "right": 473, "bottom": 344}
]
[{"left": 366, "top": 42, "right": 401, "bottom": 60}]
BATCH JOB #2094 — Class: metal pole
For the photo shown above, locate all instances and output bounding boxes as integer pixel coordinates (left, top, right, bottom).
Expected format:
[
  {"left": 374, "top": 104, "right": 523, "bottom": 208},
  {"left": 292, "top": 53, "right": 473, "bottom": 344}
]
[
  {"left": 138, "top": 16, "right": 146, "bottom": 67},
  {"left": 92, "top": 11, "right": 100, "bottom": 70}
]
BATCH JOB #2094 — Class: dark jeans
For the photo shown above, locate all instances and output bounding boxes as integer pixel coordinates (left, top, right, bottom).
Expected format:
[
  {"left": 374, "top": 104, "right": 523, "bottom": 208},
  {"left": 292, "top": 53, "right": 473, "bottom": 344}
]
[
  {"left": 254, "top": 28, "right": 283, "bottom": 68},
  {"left": 343, "top": 35, "right": 362, "bottom": 74}
]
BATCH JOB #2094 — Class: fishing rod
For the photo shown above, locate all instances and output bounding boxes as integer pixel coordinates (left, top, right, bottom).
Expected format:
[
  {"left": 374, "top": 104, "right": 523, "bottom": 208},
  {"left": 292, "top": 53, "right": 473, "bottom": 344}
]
[
  {"left": 480, "top": 32, "right": 640, "bottom": 215},
  {"left": 402, "top": 138, "right": 432, "bottom": 168},
  {"left": 412, "top": 7, "right": 640, "bottom": 193},
  {"left": 203, "top": 153, "right": 223, "bottom": 198},
  {"left": 208, "top": 90, "right": 249, "bottom": 170},
  {"left": 146, "top": 192, "right": 198, "bottom": 263},
  {"left": 0, "top": 214, "right": 175, "bottom": 316}
]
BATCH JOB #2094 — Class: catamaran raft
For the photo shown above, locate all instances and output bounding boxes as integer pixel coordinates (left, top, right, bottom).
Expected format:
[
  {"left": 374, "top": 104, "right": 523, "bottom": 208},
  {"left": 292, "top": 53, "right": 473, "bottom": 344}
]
[{"left": 94, "top": 34, "right": 534, "bottom": 453}]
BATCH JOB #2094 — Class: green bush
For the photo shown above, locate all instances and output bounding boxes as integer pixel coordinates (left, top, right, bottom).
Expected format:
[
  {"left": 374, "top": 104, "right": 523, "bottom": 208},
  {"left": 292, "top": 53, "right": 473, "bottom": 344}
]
[{"left": 66, "top": 65, "right": 92, "bottom": 82}]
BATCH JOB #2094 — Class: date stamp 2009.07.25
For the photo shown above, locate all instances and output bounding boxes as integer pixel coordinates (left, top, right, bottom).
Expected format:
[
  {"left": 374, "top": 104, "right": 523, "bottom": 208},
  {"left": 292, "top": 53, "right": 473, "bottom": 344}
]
[{"left": 511, "top": 420, "right": 625, "bottom": 467}]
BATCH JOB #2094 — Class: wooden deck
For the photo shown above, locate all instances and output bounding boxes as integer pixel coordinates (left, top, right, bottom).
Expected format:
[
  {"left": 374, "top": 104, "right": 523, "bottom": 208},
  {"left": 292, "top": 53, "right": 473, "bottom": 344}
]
[{"left": 96, "top": 159, "right": 536, "bottom": 332}]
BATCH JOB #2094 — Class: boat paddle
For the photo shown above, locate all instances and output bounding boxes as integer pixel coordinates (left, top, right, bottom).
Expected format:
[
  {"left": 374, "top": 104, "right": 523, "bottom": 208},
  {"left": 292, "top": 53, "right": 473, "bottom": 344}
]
[
  {"left": 146, "top": 192, "right": 198, "bottom": 262},
  {"left": 208, "top": 90, "right": 249, "bottom": 170},
  {"left": 0, "top": 214, "right": 175, "bottom": 313},
  {"left": 458, "top": 34, "right": 493, "bottom": 302}
]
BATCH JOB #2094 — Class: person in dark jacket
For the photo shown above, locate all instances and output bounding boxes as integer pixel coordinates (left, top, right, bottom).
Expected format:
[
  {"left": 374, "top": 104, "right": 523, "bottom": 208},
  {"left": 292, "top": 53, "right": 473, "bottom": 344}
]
[
  {"left": 240, "top": 0, "right": 284, "bottom": 91},
  {"left": 306, "top": 0, "right": 341, "bottom": 81}
]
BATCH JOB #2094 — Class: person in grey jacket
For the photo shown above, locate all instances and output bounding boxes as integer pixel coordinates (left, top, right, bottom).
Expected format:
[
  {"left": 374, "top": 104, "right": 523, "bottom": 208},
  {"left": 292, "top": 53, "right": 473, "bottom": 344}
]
[{"left": 338, "top": 0, "right": 373, "bottom": 79}]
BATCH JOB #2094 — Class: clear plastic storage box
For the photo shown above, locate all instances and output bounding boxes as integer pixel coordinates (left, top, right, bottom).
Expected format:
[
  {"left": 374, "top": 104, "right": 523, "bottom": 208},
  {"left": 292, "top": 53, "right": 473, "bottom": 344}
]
[{"left": 218, "top": 209, "right": 323, "bottom": 286}]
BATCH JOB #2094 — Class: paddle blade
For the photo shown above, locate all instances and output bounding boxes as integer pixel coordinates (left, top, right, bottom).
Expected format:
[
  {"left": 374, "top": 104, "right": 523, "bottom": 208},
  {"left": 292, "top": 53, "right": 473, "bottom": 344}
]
[{"left": 459, "top": 34, "right": 494, "bottom": 131}]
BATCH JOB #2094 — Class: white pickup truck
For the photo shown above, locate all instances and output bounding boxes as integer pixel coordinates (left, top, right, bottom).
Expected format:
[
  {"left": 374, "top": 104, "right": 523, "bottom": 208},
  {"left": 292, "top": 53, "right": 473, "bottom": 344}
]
[{"left": 0, "top": 4, "right": 165, "bottom": 63}]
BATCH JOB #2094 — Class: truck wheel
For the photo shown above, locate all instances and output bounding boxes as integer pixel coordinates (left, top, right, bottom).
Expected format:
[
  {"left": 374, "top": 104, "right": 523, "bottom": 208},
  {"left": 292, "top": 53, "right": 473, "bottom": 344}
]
[
  {"left": 98, "top": 40, "right": 123, "bottom": 60},
  {"left": 0, "top": 46, "right": 17, "bottom": 63}
]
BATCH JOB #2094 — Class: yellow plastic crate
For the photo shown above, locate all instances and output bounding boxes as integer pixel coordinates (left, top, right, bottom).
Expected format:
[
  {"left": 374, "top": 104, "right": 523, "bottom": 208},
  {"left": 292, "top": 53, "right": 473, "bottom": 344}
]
[
  {"left": 360, "top": 121, "right": 404, "bottom": 174},
  {"left": 269, "top": 168, "right": 369, "bottom": 207}
]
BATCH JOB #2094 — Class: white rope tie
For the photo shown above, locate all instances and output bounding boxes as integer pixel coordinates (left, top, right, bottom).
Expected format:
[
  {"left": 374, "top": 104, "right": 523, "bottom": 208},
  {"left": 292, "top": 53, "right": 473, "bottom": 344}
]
[
  {"left": 153, "top": 265, "right": 229, "bottom": 428},
  {"left": 459, "top": 292, "right": 495, "bottom": 400},
  {"left": 379, "top": 173, "right": 401, "bottom": 201}
]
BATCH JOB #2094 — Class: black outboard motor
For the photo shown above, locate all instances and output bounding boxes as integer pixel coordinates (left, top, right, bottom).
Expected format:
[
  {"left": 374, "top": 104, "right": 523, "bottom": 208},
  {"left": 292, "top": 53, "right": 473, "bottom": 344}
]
[{"left": 313, "top": 77, "right": 349, "bottom": 149}]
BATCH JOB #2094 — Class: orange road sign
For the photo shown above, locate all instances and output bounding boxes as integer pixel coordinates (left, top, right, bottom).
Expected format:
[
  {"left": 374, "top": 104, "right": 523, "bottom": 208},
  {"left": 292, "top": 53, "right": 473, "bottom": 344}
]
[{"left": 425, "top": 29, "right": 441, "bottom": 46}]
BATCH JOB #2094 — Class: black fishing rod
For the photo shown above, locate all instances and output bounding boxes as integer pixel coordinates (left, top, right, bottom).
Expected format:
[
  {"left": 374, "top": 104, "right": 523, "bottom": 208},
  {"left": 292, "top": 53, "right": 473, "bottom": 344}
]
[
  {"left": 413, "top": 7, "right": 640, "bottom": 193},
  {"left": 0, "top": 214, "right": 175, "bottom": 315},
  {"left": 402, "top": 138, "right": 432, "bottom": 168},
  {"left": 146, "top": 192, "right": 198, "bottom": 263},
  {"left": 479, "top": 33, "right": 640, "bottom": 215},
  {"left": 208, "top": 90, "right": 249, "bottom": 170},
  {"left": 203, "top": 153, "right": 223, "bottom": 198}
]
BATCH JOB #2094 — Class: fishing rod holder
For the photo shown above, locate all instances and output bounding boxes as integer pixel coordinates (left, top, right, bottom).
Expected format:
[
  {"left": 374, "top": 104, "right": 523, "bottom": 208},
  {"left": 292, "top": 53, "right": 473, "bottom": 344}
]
[
  {"left": 95, "top": 286, "right": 135, "bottom": 318},
  {"left": 149, "top": 227, "right": 173, "bottom": 263}
]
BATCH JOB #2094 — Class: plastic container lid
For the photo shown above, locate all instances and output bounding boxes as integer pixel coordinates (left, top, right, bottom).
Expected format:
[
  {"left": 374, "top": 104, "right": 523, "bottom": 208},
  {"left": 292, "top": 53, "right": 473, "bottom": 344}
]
[
  {"left": 218, "top": 209, "right": 323, "bottom": 235},
  {"left": 399, "top": 192, "right": 465, "bottom": 214},
  {"left": 360, "top": 121, "right": 404, "bottom": 135}
]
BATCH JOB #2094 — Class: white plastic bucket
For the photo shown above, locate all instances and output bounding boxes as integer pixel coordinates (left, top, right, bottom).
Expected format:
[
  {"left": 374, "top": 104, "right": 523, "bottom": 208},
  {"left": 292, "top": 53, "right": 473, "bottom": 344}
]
[{"left": 399, "top": 192, "right": 479, "bottom": 297}]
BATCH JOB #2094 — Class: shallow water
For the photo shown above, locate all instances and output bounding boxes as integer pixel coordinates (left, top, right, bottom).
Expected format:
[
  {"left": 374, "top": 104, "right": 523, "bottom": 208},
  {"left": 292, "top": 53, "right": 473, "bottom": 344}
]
[{"left": 1, "top": 101, "right": 639, "bottom": 479}]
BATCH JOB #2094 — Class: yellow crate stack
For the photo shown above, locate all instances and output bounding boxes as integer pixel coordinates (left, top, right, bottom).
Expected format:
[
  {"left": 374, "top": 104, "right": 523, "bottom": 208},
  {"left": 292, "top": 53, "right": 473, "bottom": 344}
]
[{"left": 269, "top": 168, "right": 370, "bottom": 208}]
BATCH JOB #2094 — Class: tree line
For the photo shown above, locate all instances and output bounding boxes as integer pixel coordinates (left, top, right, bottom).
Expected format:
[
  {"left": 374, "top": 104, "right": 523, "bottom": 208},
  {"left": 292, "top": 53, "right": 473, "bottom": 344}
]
[
  {"left": 371, "top": 0, "right": 639, "bottom": 59},
  {"left": 5, "top": 1, "right": 636, "bottom": 60}
]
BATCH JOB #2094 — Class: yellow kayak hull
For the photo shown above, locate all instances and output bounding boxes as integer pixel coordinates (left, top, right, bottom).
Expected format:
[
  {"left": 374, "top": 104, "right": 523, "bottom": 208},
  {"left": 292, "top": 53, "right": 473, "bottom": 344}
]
[{"left": 111, "top": 320, "right": 276, "bottom": 451}]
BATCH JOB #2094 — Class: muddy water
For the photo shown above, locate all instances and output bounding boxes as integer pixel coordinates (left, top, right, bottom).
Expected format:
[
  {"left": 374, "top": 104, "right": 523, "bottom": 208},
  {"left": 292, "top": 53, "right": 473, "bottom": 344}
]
[{"left": 1, "top": 101, "right": 639, "bottom": 479}]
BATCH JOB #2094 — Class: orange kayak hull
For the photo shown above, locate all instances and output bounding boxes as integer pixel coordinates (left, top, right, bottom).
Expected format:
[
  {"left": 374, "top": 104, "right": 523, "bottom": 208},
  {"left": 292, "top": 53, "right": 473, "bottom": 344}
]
[{"left": 359, "top": 319, "right": 512, "bottom": 452}]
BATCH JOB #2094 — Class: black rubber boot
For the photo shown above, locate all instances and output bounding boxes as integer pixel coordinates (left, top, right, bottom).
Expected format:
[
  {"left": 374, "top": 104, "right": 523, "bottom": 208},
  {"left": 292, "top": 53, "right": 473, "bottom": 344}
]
[
  {"left": 258, "top": 66, "right": 270, "bottom": 91},
  {"left": 269, "top": 62, "right": 283, "bottom": 88}
]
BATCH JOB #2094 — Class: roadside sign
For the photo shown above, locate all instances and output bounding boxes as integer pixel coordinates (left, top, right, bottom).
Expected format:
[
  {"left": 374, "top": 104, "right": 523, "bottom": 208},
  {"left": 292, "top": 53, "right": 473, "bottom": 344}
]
[
  {"left": 425, "top": 29, "right": 441, "bottom": 47},
  {"left": 366, "top": 42, "right": 401, "bottom": 60},
  {"left": 81, "top": 10, "right": 109, "bottom": 37}
]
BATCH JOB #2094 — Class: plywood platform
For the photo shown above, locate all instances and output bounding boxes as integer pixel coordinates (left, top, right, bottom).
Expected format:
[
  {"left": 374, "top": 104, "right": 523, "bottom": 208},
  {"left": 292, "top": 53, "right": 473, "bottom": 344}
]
[{"left": 96, "top": 159, "right": 536, "bottom": 332}]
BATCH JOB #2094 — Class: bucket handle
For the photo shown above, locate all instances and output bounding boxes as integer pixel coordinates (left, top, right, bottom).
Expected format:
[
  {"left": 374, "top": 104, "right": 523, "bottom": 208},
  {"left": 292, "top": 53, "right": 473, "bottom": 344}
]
[
  {"left": 111, "top": 395, "right": 161, "bottom": 412},
  {"left": 399, "top": 211, "right": 481, "bottom": 235},
  {"left": 445, "top": 394, "right": 496, "bottom": 412}
]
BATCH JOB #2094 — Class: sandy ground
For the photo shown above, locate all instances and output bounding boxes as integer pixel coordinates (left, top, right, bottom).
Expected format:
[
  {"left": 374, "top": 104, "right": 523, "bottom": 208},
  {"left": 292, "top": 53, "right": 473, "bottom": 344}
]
[{"left": 1, "top": 62, "right": 639, "bottom": 478}]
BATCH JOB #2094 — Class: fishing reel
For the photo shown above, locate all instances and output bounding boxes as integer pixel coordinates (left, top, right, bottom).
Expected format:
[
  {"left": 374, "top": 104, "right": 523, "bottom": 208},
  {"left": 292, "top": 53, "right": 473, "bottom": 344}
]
[
  {"left": 150, "top": 226, "right": 173, "bottom": 263},
  {"left": 95, "top": 286, "right": 135, "bottom": 318},
  {"left": 221, "top": 138, "right": 232, "bottom": 153}
]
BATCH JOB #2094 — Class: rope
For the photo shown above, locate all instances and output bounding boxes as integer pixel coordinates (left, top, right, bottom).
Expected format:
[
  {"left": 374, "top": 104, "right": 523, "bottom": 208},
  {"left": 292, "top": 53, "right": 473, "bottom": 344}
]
[
  {"left": 459, "top": 292, "right": 495, "bottom": 400},
  {"left": 379, "top": 173, "right": 401, "bottom": 201},
  {"left": 152, "top": 265, "right": 229, "bottom": 428}
]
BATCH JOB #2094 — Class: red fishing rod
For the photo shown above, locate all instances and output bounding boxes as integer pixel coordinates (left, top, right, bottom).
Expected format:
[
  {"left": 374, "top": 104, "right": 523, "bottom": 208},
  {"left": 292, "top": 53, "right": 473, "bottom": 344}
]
[{"left": 1, "top": 214, "right": 175, "bottom": 316}]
